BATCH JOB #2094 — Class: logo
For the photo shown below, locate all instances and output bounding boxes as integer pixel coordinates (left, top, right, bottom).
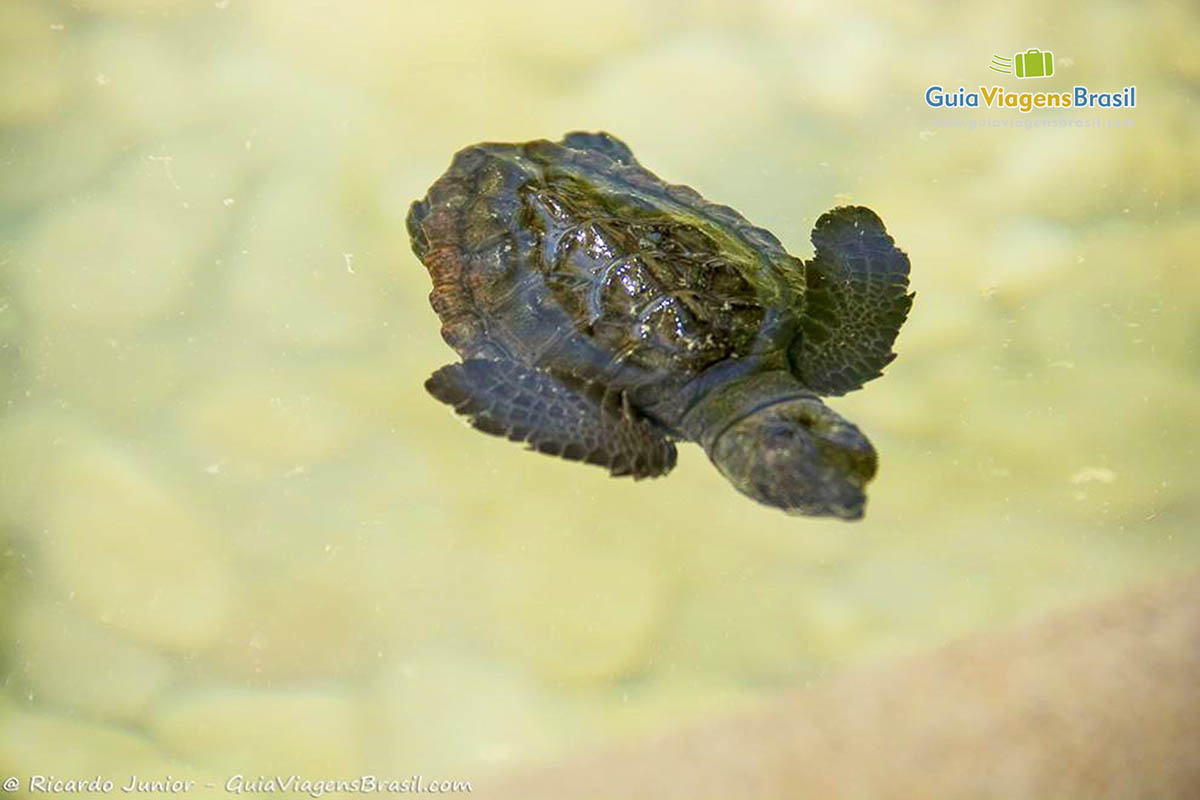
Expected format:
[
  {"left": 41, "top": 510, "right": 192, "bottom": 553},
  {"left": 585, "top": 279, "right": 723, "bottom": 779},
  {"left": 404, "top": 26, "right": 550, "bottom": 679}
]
[
  {"left": 990, "top": 49, "right": 1054, "bottom": 79},
  {"left": 924, "top": 48, "right": 1135, "bottom": 114}
]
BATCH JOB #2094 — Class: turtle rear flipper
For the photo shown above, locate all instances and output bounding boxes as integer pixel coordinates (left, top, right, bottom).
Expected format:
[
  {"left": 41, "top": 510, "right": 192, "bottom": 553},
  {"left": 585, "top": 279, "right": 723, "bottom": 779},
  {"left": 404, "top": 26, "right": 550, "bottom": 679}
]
[
  {"left": 790, "top": 206, "right": 913, "bottom": 396},
  {"left": 426, "top": 359, "right": 676, "bottom": 479}
]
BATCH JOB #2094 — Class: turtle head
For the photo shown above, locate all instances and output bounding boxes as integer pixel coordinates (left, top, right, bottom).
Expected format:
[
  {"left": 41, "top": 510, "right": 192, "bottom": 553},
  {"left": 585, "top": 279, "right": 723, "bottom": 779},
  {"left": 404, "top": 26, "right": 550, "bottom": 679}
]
[{"left": 707, "top": 396, "right": 877, "bottom": 519}]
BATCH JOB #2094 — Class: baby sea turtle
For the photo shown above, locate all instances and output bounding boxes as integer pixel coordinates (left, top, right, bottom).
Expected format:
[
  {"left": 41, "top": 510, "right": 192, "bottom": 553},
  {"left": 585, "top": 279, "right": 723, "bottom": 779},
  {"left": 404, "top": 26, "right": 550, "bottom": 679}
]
[{"left": 407, "top": 132, "right": 912, "bottom": 519}]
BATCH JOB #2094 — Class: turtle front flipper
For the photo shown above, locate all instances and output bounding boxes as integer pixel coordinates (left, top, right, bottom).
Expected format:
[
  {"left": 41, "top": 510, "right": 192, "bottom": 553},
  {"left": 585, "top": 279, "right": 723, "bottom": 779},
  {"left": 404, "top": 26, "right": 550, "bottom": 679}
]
[
  {"left": 425, "top": 359, "right": 677, "bottom": 479},
  {"left": 790, "top": 206, "right": 914, "bottom": 396}
]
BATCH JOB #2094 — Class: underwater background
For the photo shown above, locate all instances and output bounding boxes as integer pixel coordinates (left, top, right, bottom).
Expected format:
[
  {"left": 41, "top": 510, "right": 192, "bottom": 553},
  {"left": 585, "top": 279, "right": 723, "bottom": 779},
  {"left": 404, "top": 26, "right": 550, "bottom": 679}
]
[{"left": 1, "top": 0, "right": 1197, "bottom": 795}]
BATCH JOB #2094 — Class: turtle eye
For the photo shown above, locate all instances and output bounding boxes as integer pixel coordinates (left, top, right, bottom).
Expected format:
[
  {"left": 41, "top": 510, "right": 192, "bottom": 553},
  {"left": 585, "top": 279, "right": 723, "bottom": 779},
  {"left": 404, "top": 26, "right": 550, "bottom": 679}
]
[{"left": 791, "top": 410, "right": 819, "bottom": 429}]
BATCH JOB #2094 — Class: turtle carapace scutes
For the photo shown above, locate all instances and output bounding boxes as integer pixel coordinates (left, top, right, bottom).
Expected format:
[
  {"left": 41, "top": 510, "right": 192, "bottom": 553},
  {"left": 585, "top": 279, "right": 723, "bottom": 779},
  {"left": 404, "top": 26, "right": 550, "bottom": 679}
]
[{"left": 406, "top": 132, "right": 912, "bottom": 519}]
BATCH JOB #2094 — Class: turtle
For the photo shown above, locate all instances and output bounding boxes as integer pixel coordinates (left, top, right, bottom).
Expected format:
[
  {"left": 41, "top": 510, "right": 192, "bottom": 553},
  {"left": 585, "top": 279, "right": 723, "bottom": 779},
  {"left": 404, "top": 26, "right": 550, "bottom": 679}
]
[{"left": 406, "top": 132, "right": 912, "bottom": 519}]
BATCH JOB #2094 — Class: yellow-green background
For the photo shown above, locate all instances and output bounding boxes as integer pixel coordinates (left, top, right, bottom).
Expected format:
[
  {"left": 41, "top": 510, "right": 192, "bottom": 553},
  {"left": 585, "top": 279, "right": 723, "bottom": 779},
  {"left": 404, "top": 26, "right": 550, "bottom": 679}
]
[{"left": 1, "top": 0, "right": 1197, "bottom": 791}]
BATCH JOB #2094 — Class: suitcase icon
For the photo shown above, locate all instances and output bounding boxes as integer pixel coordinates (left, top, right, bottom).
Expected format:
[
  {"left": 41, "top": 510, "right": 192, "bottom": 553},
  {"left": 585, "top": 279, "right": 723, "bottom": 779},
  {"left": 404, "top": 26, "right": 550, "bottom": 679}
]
[{"left": 1014, "top": 49, "right": 1054, "bottom": 79}]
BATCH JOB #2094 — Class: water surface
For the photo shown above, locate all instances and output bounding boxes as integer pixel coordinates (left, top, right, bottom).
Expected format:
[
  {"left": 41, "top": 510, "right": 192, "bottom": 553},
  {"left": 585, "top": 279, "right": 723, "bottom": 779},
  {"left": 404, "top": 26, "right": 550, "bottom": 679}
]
[{"left": 1, "top": 0, "right": 1197, "bottom": 790}]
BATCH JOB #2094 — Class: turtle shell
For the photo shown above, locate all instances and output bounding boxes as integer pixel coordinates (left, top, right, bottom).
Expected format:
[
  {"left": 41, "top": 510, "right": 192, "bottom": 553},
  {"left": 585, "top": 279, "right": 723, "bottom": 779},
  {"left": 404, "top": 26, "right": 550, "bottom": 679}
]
[{"left": 407, "top": 132, "right": 807, "bottom": 386}]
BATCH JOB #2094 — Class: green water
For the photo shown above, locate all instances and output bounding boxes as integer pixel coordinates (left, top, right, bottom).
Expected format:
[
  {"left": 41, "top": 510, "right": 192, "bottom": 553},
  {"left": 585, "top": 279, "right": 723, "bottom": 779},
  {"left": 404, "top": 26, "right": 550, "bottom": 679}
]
[{"left": 1, "top": 0, "right": 1197, "bottom": 792}]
